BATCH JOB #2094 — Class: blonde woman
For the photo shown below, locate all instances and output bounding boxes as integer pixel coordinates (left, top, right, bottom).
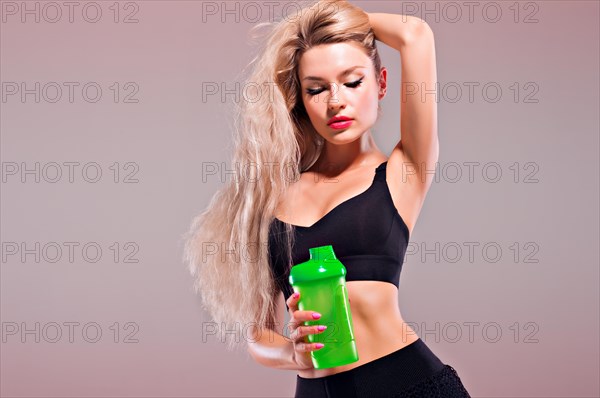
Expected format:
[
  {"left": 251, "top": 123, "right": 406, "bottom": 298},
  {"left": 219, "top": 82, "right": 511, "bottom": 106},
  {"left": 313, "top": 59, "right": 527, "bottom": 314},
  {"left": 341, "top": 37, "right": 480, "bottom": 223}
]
[{"left": 183, "top": 1, "right": 471, "bottom": 396}]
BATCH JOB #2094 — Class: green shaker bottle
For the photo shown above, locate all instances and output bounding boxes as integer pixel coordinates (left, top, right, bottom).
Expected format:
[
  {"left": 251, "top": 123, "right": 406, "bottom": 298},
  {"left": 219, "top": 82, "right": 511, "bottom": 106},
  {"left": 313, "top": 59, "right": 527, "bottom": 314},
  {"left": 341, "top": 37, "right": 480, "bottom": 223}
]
[{"left": 288, "top": 245, "right": 359, "bottom": 369}]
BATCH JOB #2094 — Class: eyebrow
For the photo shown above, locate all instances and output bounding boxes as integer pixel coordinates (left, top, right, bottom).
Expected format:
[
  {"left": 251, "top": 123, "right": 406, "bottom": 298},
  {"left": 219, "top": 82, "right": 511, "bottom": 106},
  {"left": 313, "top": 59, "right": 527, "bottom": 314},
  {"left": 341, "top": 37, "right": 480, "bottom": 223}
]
[{"left": 302, "top": 65, "right": 366, "bottom": 82}]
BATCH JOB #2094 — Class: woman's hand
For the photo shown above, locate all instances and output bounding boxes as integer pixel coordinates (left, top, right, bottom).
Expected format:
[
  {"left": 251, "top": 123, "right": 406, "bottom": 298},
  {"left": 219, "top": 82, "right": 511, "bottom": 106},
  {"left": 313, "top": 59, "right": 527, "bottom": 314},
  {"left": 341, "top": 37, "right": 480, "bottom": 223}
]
[
  {"left": 366, "top": 12, "right": 375, "bottom": 34},
  {"left": 286, "top": 292, "right": 327, "bottom": 370},
  {"left": 365, "top": 12, "right": 428, "bottom": 50}
]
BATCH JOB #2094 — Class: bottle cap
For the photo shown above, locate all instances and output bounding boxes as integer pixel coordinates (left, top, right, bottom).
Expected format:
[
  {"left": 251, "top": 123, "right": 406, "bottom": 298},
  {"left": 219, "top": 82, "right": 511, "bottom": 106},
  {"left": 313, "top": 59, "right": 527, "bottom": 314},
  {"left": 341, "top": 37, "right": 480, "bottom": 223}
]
[
  {"left": 309, "top": 245, "right": 337, "bottom": 261},
  {"left": 289, "top": 245, "right": 345, "bottom": 284}
]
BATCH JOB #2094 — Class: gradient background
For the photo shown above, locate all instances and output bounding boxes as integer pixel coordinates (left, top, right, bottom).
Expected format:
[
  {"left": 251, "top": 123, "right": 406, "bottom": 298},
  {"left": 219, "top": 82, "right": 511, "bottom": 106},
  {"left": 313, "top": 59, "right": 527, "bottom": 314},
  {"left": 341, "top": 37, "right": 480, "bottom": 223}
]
[{"left": 1, "top": 1, "right": 598, "bottom": 397}]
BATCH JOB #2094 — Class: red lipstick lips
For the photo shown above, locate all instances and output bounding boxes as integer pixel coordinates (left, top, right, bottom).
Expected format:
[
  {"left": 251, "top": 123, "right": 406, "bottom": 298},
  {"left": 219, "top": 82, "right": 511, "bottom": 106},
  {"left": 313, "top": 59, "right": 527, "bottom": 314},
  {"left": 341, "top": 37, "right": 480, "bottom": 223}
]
[
  {"left": 327, "top": 115, "right": 354, "bottom": 130},
  {"left": 327, "top": 115, "right": 352, "bottom": 125}
]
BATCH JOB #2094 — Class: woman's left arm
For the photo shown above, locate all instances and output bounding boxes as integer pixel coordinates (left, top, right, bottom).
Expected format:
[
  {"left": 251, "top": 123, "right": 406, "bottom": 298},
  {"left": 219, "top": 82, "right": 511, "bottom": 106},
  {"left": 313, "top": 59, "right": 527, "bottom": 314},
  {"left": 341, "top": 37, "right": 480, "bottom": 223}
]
[{"left": 368, "top": 13, "right": 438, "bottom": 187}]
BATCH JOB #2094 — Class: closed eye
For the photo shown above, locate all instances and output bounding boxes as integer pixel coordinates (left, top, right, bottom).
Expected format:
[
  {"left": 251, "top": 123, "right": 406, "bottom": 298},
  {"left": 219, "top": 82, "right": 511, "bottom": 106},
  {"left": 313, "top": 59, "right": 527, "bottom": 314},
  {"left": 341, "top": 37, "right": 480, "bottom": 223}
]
[{"left": 306, "top": 77, "right": 364, "bottom": 96}]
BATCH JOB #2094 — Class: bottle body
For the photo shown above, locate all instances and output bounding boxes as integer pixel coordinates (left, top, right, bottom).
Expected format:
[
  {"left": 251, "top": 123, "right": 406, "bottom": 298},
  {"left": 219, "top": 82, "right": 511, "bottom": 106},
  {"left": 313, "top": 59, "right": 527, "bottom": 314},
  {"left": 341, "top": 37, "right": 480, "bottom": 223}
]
[{"left": 289, "top": 245, "right": 359, "bottom": 369}]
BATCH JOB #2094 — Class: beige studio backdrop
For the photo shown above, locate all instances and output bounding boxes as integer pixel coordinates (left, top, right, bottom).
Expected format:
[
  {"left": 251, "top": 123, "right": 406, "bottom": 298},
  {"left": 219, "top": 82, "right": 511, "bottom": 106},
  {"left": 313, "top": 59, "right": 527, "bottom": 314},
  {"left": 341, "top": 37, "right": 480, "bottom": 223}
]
[{"left": 1, "top": 1, "right": 598, "bottom": 397}]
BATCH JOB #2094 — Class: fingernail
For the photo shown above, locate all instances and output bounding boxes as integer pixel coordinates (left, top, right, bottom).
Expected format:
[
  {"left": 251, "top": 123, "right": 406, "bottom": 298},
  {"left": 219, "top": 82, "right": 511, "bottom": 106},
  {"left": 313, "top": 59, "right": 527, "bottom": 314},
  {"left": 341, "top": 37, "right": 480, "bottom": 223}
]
[
  {"left": 315, "top": 343, "right": 325, "bottom": 349},
  {"left": 317, "top": 325, "right": 327, "bottom": 331},
  {"left": 293, "top": 292, "right": 299, "bottom": 298},
  {"left": 312, "top": 312, "right": 321, "bottom": 319}
]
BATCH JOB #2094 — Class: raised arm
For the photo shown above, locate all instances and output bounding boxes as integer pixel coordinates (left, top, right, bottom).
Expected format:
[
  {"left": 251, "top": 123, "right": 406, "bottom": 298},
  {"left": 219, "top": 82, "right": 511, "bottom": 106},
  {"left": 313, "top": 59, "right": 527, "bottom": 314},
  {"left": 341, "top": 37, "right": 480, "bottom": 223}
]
[{"left": 368, "top": 13, "right": 439, "bottom": 194}]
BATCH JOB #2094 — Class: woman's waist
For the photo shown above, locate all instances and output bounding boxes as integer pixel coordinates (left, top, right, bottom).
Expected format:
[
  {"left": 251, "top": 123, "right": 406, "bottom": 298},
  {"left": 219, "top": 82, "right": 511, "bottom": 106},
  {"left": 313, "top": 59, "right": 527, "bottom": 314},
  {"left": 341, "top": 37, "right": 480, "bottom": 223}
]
[{"left": 298, "top": 317, "right": 420, "bottom": 379}]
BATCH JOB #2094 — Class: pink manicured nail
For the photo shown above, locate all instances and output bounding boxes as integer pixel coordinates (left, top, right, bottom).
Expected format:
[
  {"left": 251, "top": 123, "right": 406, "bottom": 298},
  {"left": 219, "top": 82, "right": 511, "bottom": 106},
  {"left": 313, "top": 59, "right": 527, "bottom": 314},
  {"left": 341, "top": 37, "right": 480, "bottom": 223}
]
[
  {"left": 315, "top": 343, "right": 325, "bottom": 349},
  {"left": 317, "top": 325, "right": 327, "bottom": 331},
  {"left": 312, "top": 312, "right": 321, "bottom": 319},
  {"left": 293, "top": 292, "right": 299, "bottom": 298}
]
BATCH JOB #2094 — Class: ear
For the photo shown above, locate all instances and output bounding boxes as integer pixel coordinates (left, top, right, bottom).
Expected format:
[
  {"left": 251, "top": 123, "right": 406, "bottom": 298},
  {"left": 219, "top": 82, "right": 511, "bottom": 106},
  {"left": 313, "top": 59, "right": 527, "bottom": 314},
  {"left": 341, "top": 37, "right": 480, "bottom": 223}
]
[{"left": 377, "top": 66, "right": 388, "bottom": 100}]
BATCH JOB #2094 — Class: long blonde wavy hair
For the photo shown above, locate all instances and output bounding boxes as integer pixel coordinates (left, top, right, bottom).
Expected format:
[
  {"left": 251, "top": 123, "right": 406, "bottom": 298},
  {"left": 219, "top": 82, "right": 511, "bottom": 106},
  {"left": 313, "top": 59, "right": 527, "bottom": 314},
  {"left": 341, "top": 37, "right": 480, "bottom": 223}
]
[{"left": 182, "top": 0, "right": 382, "bottom": 351}]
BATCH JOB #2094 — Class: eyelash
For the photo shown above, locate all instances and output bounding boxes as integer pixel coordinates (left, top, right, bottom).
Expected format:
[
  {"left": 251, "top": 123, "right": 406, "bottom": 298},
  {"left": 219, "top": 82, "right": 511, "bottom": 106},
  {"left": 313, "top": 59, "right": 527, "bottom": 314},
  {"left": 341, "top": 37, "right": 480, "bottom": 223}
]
[{"left": 305, "top": 77, "right": 364, "bottom": 96}]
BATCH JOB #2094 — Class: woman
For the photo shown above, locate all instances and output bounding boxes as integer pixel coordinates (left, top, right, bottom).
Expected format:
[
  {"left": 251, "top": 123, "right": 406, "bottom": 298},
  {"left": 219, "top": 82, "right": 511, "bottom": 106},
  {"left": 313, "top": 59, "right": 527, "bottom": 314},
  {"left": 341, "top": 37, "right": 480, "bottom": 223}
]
[{"left": 183, "top": 1, "right": 471, "bottom": 396}]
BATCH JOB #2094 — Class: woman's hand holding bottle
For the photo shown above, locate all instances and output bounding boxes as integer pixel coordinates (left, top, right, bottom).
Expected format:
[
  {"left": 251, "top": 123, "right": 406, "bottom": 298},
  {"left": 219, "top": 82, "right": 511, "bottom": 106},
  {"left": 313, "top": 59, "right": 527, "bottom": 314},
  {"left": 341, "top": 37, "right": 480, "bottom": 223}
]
[{"left": 286, "top": 292, "right": 327, "bottom": 370}]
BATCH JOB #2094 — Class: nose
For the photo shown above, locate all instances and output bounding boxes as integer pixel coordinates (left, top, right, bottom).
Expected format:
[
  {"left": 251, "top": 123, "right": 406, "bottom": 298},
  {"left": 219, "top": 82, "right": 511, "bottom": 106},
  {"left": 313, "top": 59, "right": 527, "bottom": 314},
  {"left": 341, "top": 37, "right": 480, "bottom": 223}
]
[{"left": 327, "top": 82, "right": 346, "bottom": 110}]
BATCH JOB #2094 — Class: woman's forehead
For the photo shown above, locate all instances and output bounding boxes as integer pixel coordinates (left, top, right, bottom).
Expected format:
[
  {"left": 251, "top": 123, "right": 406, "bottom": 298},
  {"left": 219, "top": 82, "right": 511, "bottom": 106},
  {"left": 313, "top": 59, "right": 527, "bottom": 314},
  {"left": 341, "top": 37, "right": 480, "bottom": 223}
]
[{"left": 299, "top": 43, "right": 371, "bottom": 80}]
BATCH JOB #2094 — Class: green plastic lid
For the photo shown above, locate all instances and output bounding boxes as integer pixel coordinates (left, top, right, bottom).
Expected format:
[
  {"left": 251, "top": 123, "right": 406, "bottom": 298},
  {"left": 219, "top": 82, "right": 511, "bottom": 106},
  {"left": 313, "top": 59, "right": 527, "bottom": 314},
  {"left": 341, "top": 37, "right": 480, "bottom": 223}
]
[
  {"left": 288, "top": 245, "right": 346, "bottom": 284},
  {"left": 309, "top": 245, "right": 337, "bottom": 261}
]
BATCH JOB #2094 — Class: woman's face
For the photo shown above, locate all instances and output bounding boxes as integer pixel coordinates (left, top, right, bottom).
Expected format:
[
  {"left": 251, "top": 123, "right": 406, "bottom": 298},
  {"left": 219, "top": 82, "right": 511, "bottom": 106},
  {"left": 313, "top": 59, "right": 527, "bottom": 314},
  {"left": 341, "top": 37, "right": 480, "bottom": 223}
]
[{"left": 298, "top": 42, "right": 386, "bottom": 145}]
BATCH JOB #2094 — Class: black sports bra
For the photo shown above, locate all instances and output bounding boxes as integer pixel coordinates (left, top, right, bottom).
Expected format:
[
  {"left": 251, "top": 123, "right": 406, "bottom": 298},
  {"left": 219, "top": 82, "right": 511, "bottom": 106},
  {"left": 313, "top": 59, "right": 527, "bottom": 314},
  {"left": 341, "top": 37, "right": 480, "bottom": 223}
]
[{"left": 268, "top": 160, "right": 410, "bottom": 308}]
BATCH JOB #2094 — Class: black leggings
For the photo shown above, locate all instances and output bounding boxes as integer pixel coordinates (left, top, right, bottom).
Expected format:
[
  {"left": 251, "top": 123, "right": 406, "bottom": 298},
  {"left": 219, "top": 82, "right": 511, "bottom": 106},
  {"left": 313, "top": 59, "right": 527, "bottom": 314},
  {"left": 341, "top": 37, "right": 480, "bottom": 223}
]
[{"left": 294, "top": 338, "right": 471, "bottom": 398}]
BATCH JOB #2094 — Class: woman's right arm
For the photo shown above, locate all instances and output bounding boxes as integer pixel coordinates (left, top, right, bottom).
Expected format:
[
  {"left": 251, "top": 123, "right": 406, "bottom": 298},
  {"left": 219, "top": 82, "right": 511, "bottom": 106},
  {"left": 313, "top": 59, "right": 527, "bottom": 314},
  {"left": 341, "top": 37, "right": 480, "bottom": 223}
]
[{"left": 247, "top": 291, "right": 326, "bottom": 370}]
